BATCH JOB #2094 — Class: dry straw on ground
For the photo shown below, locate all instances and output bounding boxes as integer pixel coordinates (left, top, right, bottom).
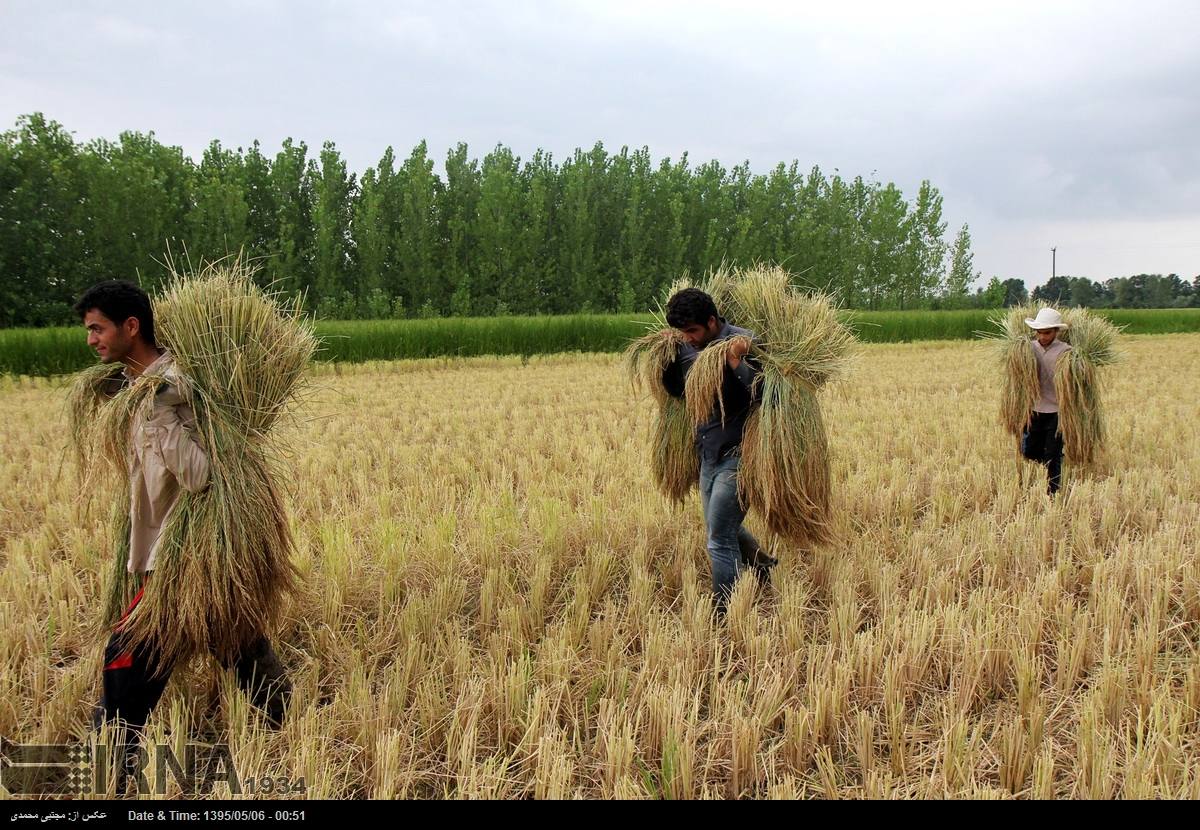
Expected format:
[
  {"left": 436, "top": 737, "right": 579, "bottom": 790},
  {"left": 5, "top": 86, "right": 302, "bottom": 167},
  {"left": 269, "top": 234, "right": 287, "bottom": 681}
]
[
  {"left": 2, "top": 335, "right": 1198, "bottom": 799},
  {"left": 625, "top": 264, "right": 857, "bottom": 547},
  {"left": 65, "top": 258, "right": 316, "bottom": 670}
]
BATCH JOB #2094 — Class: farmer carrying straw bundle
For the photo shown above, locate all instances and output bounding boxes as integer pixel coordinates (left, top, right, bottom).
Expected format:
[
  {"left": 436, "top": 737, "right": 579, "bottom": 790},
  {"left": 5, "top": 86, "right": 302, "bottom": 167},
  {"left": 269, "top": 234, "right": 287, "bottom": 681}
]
[
  {"left": 68, "top": 259, "right": 315, "bottom": 790},
  {"left": 993, "top": 305, "right": 1120, "bottom": 496},
  {"left": 625, "top": 265, "right": 855, "bottom": 616}
]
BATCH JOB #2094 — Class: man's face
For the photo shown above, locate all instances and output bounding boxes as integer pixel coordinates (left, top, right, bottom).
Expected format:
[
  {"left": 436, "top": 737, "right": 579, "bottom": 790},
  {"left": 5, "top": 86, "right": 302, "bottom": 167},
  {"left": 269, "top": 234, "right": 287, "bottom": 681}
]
[
  {"left": 678, "top": 316, "right": 721, "bottom": 349},
  {"left": 83, "top": 309, "right": 136, "bottom": 364},
  {"left": 1035, "top": 327, "right": 1058, "bottom": 348}
]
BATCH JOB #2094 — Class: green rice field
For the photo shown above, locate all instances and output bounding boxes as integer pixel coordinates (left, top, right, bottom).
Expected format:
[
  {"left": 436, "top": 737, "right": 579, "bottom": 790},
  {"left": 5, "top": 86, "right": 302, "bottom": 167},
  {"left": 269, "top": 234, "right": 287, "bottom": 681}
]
[{"left": 1, "top": 308, "right": 1198, "bottom": 377}]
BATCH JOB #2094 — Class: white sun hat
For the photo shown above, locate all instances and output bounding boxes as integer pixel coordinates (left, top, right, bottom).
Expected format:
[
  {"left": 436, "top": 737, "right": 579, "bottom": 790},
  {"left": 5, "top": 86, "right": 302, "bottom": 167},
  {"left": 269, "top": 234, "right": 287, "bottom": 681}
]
[{"left": 1025, "top": 307, "right": 1069, "bottom": 330}]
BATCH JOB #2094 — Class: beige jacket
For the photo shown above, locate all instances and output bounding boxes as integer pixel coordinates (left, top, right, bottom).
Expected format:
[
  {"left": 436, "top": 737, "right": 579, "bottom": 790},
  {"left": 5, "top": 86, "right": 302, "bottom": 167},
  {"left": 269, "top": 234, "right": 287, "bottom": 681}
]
[
  {"left": 1032, "top": 339, "right": 1073, "bottom": 414},
  {"left": 124, "top": 351, "right": 210, "bottom": 573}
]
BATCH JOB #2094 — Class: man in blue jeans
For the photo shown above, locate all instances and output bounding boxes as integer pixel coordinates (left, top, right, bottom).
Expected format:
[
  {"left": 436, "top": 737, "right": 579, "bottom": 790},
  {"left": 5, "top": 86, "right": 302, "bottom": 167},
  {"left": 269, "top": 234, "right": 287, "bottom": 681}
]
[{"left": 661, "top": 288, "right": 776, "bottom": 617}]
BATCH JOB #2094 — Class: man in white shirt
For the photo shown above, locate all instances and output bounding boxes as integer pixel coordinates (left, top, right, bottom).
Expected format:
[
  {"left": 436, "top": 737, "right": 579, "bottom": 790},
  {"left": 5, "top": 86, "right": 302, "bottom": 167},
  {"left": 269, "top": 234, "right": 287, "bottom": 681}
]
[
  {"left": 75, "top": 280, "right": 291, "bottom": 793},
  {"left": 1020, "top": 307, "right": 1073, "bottom": 496}
]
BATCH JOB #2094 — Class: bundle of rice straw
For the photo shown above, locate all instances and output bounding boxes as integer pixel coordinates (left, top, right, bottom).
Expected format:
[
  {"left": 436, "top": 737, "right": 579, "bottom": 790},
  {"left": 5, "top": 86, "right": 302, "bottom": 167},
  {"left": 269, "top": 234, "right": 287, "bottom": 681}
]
[
  {"left": 621, "top": 328, "right": 698, "bottom": 502},
  {"left": 625, "top": 264, "right": 856, "bottom": 546},
  {"left": 68, "top": 257, "right": 316, "bottom": 670},
  {"left": 988, "top": 304, "right": 1121, "bottom": 469}
]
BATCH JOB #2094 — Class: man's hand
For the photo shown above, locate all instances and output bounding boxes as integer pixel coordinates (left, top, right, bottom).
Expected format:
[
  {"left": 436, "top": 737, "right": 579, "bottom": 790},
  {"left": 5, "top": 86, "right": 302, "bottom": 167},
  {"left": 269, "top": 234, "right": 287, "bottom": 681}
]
[{"left": 727, "top": 335, "right": 751, "bottom": 369}]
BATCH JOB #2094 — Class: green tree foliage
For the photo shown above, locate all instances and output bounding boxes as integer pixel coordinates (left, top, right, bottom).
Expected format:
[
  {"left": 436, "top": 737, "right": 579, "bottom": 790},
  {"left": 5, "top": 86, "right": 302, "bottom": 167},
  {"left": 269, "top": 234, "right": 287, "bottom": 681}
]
[
  {"left": 519, "top": 150, "right": 558, "bottom": 314},
  {"left": 241, "top": 141, "right": 277, "bottom": 276},
  {"left": 353, "top": 148, "right": 396, "bottom": 314},
  {"left": 394, "top": 141, "right": 441, "bottom": 315},
  {"left": 440, "top": 143, "right": 480, "bottom": 317},
  {"left": 980, "top": 277, "right": 1007, "bottom": 308},
  {"left": 268, "top": 138, "right": 313, "bottom": 298},
  {"left": 1035, "top": 273, "right": 1195, "bottom": 309},
  {"left": 902, "top": 181, "right": 947, "bottom": 309},
  {"left": 862, "top": 183, "right": 909, "bottom": 310},
  {"left": 1002, "top": 278, "right": 1029, "bottom": 307},
  {"left": 308, "top": 141, "right": 355, "bottom": 310},
  {"left": 82, "top": 129, "right": 192, "bottom": 292},
  {"left": 944, "top": 223, "right": 978, "bottom": 308},
  {"left": 7, "top": 112, "right": 1191, "bottom": 326},
  {"left": 0, "top": 114, "right": 89, "bottom": 326},
  {"left": 188, "top": 141, "right": 250, "bottom": 264},
  {"left": 476, "top": 145, "right": 524, "bottom": 315}
]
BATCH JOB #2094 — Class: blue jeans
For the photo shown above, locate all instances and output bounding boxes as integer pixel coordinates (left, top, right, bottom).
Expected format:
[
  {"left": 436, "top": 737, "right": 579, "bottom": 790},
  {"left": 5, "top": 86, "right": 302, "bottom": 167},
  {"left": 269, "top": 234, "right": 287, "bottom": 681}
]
[{"left": 699, "top": 453, "right": 761, "bottom": 608}]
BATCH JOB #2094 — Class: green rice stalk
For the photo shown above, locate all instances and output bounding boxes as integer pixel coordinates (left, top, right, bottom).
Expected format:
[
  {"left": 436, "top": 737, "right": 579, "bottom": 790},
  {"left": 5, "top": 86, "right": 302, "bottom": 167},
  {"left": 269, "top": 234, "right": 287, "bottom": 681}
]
[
  {"left": 102, "top": 505, "right": 138, "bottom": 639},
  {"left": 67, "top": 362, "right": 171, "bottom": 641},
  {"left": 66, "top": 363, "right": 127, "bottom": 484},
  {"left": 66, "top": 365, "right": 146, "bottom": 635}
]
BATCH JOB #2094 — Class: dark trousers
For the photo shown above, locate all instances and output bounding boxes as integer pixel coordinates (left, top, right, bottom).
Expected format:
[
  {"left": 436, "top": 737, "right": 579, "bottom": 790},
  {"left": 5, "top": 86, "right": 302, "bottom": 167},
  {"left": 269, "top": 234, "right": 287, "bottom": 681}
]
[
  {"left": 95, "top": 580, "right": 290, "bottom": 790},
  {"left": 1021, "top": 411, "right": 1064, "bottom": 495}
]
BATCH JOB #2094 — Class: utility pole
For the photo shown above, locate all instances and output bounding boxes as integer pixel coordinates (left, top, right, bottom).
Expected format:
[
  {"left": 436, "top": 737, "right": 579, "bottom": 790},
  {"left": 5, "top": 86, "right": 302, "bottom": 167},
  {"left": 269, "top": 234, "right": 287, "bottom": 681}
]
[{"left": 1051, "top": 247, "right": 1057, "bottom": 281}]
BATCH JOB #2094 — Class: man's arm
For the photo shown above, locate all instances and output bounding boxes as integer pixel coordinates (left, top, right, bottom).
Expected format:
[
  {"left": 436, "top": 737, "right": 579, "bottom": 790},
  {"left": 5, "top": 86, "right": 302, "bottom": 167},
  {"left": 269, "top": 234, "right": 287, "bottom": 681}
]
[
  {"left": 727, "top": 336, "right": 763, "bottom": 401},
  {"left": 147, "top": 384, "right": 211, "bottom": 493},
  {"left": 661, "top": 331, "right": 690, "bottom": 399},
  {"left": 662, "top": 359, "right": 685, "bottom": 399}
]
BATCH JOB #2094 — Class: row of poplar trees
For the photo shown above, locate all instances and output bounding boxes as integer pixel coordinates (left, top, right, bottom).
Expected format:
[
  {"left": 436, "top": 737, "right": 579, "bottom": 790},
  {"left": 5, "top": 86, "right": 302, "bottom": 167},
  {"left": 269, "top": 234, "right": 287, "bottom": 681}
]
[{"left": 1, "top": 113, "right": 977, "bottom": 327}]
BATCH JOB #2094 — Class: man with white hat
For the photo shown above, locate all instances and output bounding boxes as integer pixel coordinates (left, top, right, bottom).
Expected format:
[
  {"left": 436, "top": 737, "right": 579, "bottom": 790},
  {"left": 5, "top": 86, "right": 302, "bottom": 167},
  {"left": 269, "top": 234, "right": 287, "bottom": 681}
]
[{"left": 1021, "top": 307, "right": 1072, "bottom": 495}]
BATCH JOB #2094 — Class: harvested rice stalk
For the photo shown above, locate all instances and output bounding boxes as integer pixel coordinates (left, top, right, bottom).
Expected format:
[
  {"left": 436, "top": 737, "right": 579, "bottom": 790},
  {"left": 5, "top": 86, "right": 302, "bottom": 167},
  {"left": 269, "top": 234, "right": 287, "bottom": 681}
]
[
  {"left": 739, "top": 366, "right": 833, "bottom": 545},
  {"left": 625, "top": 328, "right": 699, "bottom": 500},
  {"left": 654, "top": 397, "right": 701, "bottom": 502},
  {"left": 990, "top": 304, "right": 1054, "bottom": 440},
  {"left": 625, "top": 336, "right": 709, "bottom": 502},
  {"left": 624, "top": 329, "right": 683, "bottom": 407},
  {"left": 1058, "top": 307, "right": 1121, "bottom": 368},
  {"left": 1055, "top": 354, "right": 1101, "bottom": 467},
  {"left": 1054, "top": 307, "right": 1120, "bottom": 468},
  {"left": 998, "top": 337, "right": 1038, "bottom": 437},
  {"left": 66, "top": 363, "right": 125, "bottom": 476},
  {"left": 683, "top": 336, "right": 746, "bottom": 428}
]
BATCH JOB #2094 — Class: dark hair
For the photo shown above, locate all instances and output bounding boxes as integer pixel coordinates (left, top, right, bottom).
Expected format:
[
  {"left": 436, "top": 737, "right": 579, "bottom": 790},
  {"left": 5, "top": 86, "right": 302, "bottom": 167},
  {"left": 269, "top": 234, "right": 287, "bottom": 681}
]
[
  {"left": 665, "top": 288, "right": 719, "bottom": 329},
  {"left": 74, "top": 280, "right": 156, "bottom": 346}
]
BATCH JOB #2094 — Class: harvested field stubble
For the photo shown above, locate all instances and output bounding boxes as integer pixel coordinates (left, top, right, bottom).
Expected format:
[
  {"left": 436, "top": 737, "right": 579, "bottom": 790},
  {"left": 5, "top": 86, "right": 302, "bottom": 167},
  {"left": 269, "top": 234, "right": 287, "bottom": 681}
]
[{"left": 1, "top": 335, "right": 1198, "bottom": 798}]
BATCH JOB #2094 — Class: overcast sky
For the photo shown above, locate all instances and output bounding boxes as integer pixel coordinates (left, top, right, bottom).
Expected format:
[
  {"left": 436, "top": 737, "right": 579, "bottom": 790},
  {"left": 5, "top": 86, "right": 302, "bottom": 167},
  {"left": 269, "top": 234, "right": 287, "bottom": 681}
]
[{"left": 3, "top": 0, "right": 1198, "bottom": 287}]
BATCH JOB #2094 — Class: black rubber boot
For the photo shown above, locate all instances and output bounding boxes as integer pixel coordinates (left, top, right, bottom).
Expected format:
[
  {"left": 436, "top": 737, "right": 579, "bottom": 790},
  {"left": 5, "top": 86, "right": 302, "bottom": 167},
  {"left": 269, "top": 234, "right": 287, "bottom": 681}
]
[
  {"left": 233, "top": 637, "right": 291, "bottom": 729},
  {"left": 738, "top": 539, "right": 778, "bottom": 588},
  {"left": 712, "top": 595, "right": 728, "bottom": 625}
]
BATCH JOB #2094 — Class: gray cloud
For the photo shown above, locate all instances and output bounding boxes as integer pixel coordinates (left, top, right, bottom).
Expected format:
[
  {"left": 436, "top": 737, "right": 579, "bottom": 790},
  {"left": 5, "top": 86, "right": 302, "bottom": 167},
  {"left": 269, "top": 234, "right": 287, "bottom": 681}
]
[{"left": 2, "top": 0, "right": 1197, "bottom": 284}]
